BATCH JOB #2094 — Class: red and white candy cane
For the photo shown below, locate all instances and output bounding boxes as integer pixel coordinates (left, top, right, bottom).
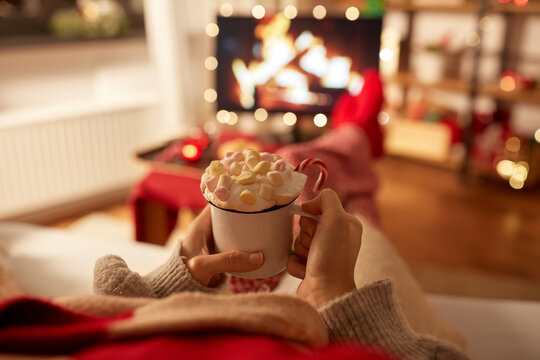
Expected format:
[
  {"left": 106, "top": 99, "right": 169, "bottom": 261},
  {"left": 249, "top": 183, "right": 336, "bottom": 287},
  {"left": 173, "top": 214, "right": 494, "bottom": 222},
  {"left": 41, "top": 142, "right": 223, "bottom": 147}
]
[{"left": 295, "top": 158, "right": 328, "bottom": 193}]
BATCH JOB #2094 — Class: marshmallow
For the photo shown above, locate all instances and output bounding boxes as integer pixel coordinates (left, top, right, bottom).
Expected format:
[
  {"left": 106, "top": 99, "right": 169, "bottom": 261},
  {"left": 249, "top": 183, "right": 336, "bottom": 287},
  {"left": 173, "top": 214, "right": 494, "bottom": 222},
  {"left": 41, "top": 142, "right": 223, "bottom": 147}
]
[
  {"left": 237, "top": 172, "right": 256, "bottom": 185},
  {"left": 246, "top": 156, "right": 259, "bottom": 170},
  {"left": 205, "top": 175, "right": 218, "bottom": 192},
  {"left": 214, "top": 186, "right": 230, "bottom": 201},
  {"left": 240, "top": 189, "right": 256, "bottom": 205},
  {"left": 253, "top": 161, "right": 271, "bottom": 175},
  {"left": 229, "top": 162, "right": 242, "bottom": 176},
  {"left": 267, "top": 171, "right": 283, "bottom": 186},
  {"left": 218, "top": 174, "right": 233, "bottom": 188},
  {"left": 273, "top": 159, "right": 286, "bottom": 171},
  {"left": 260, "top": 152, "right": 274, "bottom": 162},
  {"left": 275, "top": 192, "right": 296, "bottom": 205},
  {"left": 245, "top": 149, "right": 260, "bottom": 161},
  {"left": 259, "top": 183, "right": 274, "bottom": 201},
  {"left": 200, "top": 173, "right": 208, "bottom": 192},
  {"left": 209, "top": 160, "right": 225, "bottom": 176},
  {"left": 221, "top": 157, "right": 234, "bottom": 170},
  {"left": 232, "top": 152, "right": 245, "bottom": 162}
]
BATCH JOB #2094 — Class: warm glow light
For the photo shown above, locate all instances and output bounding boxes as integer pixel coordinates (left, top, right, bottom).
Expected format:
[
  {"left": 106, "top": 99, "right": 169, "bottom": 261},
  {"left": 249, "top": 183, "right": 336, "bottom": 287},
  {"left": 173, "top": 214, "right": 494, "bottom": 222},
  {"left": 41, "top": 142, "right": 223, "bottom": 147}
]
[
  {"left": 220, "top": 2, "right": 234, "bottom": 17},
  {"left": 82, "top": 4, "right": 100, "bottom": 22},
  {"left": 465, "top": 31, "right": 481, "bottom": 47},
  {"left": 204, "top": 56, "right": 218, "bottom": 70},
  {"left": 505, "top": 137, "right": 521, "bottom": 152},
  {"left": 313, "top": 5, "right": 326, "bottom": 20},
  {"left": 313, "top": 113, "right": 327, "bottom": 127},
  {"left": 512, "top": 163, "right": 528, "bottom": 181},
  {"left": 284, "top": 5, "right": 298, "bottom": 19},
  {"left": 254, "top": 108, "right": 268, "bottom": 121},
  {"left": 252, "top": 5, "right": 265, "bottom": 19},
  {"left": 535, "top": 128, "right": 540, "bottom": 143},
  {"left": 216, "top": 110, "right": 230, "bottom": 123},
  {"left": 509, "top": 176, "right": 525, "bottom": 189},
  {"left": 514, "top": 0, "right": 529, "bottom": 7},
  {"left": 378, "top": 112, "right": 390, "bottom": 125},
  {"left": 204, "top": 89, "right": 217, "bottom": 103},
  {"left": 500, "top": 75, "right": 516, "bottom": 92},
  {"left": 283, "top": 112, "right": 297, "bottom": 126},
  {"left": 496, "top": 160, "right": 515, "bottom": 179},
  {"left": 206, "top": 23, "right": 219, "bottom": 37},
  {"left": 181, "top": 143, "right": 201, "bottom": 161},
  {"left": 379, "top": 48, "right": 393, "bottom": 62},
  {"left": 479, "top": 16, "right": 494, "bottom": 32},
  {"left": 227, "top": 112, "right": 238, "bottom": 126},
  {"left": 345, "top": 7, "right": 360, "bottom": 21}
]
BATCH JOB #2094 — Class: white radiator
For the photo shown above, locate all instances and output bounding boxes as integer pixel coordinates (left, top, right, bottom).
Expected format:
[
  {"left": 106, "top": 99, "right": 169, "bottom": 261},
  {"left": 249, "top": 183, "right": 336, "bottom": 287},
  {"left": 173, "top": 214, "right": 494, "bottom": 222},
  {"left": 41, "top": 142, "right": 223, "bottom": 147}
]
[{"left": 0, "top": 95, "right": 162, "bottom": 219}]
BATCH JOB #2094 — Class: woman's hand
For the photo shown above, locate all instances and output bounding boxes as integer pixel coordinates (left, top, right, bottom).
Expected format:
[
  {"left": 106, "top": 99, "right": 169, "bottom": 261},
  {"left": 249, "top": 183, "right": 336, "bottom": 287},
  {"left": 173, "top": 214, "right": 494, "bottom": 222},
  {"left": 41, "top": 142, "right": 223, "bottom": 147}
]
[
  {"left": 180, "top": 206, "right": 264, "bottom": 287},
  {"left": 287, "top": 189, "right": 363, "bottom": 309}
]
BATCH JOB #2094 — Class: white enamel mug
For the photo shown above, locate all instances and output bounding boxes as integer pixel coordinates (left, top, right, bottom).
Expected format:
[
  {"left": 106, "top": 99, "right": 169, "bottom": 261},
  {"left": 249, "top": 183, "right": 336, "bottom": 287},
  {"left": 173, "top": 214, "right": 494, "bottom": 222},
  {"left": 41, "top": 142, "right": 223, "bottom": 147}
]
[{"left": 210, "top": 202, "right": 320, "bottom": 279}]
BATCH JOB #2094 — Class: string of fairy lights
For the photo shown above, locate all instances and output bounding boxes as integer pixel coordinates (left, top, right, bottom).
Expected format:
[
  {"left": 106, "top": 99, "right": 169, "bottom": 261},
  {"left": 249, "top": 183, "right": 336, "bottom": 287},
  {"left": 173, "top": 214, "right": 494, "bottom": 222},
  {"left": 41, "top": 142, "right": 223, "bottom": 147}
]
[{"left": 202, "top": 3, "right": 364, "bottom": 131}]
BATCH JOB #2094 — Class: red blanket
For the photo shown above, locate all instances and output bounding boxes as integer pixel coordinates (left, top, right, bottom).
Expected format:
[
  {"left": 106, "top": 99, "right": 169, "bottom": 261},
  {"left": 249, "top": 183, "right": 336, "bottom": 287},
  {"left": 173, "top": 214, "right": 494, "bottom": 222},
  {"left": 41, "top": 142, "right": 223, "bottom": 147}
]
[{"left": 0, "top": 295, "right": 393, "bottom": 359}]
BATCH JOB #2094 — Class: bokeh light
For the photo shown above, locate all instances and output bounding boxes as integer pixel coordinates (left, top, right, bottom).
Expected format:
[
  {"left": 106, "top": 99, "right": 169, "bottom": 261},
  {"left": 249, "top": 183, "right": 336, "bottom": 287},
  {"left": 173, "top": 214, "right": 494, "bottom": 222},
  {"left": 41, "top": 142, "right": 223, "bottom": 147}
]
[
  {"left": 505, "top": 137, "right": 521, "bottom": 152},
  {"left": 313, "top": 113, "right": 327, "bottom": 127},
  {"left": 252, "top": 5, "right": 265, "bottom": 19},
  {"left": 219, "top": 3, "right": 233, "bottom": 17},
  {"left": 227, "top": 112, "right": 238, "bottom": 126},
  {"left": 500, "top": 75, "right": 516, "bottom": 92},
  {"left": 479, "top": 16, "right": 494, "bottom": 32},
  {"left": 283, "top": 112, "right": 297, "bottom": 126},
  {"left": 509, "top": 176, "right": 525, "bottom": 189},
  {"left": 205, "top": 23, "right": 219, "bottom": 37},
  {"left": 514, "top": 0, "right": 529, "bottom": 7},
  {"left": 284, "top": 5, "right": 297, "bottom": 19},
  {"left": 254, "top": 108, "right": 268, "bottom": 121},
  {"left": 203, "top": 88, "right": 217, "bottom": 103},
  {"left": 216, "top": 110, "right": 230, "bottom": 123},
  {"left": 535, "top": 128, "right": 540, "bottom": 143},
  {"left": 379, "top": 48, "right": 393, "bottom": 62},
  {"left": 465, "top": 31, "right": 481, "bottom": 47},
  {"left": 345, "top": 7, "right": 360, "bottom": 21},
  {"left": 313, "top": 5, "right": 326, "bottom": 20},
  {"left": 378, "top": 112, "right": 390, "bottom": 125},
  {"left": 496, "top": 160, "right": 514, "bottom": 179},
  {"left": 204, "top": 56, "right": 218, "bottom": 70}
]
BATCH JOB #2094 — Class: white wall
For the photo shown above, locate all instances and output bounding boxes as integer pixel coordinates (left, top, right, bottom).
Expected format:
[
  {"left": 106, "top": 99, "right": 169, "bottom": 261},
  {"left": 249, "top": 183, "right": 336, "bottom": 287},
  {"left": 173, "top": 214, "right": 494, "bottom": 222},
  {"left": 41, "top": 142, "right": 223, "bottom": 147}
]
[{"left": 0, "top": 38, "right": 156, "bottom": 112}]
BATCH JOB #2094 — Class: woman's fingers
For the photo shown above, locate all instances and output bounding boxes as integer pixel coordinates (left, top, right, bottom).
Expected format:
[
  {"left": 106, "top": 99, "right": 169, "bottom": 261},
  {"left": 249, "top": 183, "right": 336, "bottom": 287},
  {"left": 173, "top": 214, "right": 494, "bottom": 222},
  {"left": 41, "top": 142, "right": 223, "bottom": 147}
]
[
  {"left": 187, "top": 250, "right": 264, "bottom": 286},
  {"left": 293, "top": 234, "right": 310, "bottom": 259},
  {"left": 286, "top": 254, "right": 307, "bottom": 280}
]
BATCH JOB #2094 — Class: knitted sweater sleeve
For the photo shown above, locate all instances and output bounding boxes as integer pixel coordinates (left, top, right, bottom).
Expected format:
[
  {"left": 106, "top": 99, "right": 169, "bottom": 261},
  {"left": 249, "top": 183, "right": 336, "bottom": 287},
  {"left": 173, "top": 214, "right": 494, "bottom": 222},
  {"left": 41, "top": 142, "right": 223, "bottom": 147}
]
[
  {"left": 93, "top": 246, "right": 217, "bottom": 298},
  {"left": 319, "top": 280, "right": 470, "bottom": 360}
]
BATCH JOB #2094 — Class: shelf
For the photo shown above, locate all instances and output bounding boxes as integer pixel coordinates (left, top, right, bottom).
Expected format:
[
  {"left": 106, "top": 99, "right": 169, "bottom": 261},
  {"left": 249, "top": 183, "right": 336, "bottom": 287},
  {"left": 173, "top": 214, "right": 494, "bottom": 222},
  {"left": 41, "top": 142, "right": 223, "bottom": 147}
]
[
  {"left": 386, "top": 1, "right": 478, "bottom": 12},
  {"left": 386, "top": 1, "right": 540, "bottom": 14},
  {"left": 480, "top": 84, "right": 540, "bottom": 104},
  {"left": 383, "top": 72, "right": 540, "bottom": 104},
  {"left": 383, "top": 72, "right": 470, "bottom": 93}
]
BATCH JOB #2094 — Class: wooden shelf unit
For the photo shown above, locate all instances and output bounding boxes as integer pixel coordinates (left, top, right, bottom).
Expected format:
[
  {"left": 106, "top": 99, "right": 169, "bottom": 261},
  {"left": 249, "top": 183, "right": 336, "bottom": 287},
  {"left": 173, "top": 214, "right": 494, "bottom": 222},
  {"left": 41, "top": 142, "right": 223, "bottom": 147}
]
[
  {"left": 386, "top": 0, "right": 540, "bottom": 14},
  {"left": 384, "top": 0, "right": 539, "bottom": 183},
  {"left": 384, "top": 72, "right": 540, "bottom": 104}
]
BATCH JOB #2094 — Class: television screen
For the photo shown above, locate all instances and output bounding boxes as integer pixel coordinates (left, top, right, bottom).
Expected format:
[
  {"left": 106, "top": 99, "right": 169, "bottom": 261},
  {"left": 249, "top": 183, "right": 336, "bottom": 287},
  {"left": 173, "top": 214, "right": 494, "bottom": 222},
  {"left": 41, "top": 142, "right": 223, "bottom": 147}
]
[{"left": 216, "top": 14, "right": 382, "bottom": 115}]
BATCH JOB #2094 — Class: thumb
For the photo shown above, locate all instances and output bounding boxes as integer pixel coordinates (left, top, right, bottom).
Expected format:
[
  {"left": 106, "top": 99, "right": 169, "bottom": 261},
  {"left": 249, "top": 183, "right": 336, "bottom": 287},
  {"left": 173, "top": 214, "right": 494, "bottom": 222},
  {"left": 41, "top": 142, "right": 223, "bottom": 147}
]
[{"left": 189, "top": 251, "right": 264, "bottom": 285}]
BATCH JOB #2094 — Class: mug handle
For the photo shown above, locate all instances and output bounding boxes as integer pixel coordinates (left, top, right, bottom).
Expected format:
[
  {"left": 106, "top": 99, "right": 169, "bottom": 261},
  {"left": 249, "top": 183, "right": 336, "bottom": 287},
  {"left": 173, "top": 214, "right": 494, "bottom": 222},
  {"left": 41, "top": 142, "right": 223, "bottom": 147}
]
[{"left": 290, "top": 203, "right": 321, "bottom": 222}]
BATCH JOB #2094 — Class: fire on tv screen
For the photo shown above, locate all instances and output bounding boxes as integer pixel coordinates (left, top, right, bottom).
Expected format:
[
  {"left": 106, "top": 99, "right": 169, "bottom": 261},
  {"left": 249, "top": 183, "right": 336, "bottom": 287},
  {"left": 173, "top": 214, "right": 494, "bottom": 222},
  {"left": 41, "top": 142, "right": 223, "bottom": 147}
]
[{"left": 216, "top": 14, "right": 382, "bottom": 115}]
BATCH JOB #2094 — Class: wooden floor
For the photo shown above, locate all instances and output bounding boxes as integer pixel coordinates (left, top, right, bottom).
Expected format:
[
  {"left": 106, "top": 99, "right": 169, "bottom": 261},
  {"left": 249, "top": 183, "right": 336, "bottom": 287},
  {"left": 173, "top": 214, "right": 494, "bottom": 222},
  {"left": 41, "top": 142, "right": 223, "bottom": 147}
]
[{"left": 374, "top": 157, "right": 540, "bottom": 281}]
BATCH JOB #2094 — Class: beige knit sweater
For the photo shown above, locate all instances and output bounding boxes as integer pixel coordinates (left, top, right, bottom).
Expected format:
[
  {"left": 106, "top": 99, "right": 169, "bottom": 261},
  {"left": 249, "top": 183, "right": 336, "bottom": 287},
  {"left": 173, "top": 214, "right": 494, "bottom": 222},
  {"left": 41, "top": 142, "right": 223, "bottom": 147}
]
[{"left": 94, "top": 253, "right": 469, "bottom": 360}]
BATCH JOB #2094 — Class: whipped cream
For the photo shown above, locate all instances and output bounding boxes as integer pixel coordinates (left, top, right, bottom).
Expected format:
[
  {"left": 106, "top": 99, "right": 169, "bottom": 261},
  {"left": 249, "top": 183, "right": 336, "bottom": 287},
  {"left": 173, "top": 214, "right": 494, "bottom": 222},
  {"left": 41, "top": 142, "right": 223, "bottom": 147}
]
[{"left": 201, "top": 149, "right": 307, "bottom": 212}]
